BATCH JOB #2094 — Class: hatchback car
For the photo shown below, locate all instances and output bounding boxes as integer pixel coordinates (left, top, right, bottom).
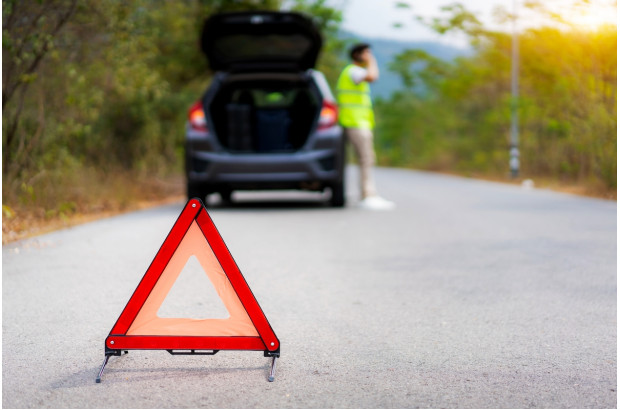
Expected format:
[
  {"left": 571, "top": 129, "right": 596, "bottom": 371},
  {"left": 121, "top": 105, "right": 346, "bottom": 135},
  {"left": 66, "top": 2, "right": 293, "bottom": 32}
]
[{"left": 185, "top": 11, "right": 345, "bottom": 206}]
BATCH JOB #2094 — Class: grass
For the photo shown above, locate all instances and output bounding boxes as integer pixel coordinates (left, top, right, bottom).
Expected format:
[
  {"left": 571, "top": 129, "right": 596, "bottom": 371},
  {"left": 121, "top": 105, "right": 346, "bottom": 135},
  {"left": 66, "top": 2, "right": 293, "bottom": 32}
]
[{"left": 2, "top": 172, "right": 184, "bottom": 244}]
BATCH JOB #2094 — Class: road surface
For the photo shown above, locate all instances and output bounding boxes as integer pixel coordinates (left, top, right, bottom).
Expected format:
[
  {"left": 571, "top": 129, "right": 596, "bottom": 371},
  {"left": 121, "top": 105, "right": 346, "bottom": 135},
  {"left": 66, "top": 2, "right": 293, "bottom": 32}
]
[{"left": 3, "top": 167, "right": 616, "bottom": 408}]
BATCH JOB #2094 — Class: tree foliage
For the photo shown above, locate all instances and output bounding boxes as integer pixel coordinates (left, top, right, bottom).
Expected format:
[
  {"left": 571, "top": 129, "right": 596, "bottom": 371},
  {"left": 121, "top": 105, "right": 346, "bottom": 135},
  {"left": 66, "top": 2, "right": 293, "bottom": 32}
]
[
  {"left": 3, "top": 0, "right": 78, "bottom": 175},
  {"left": 288, "top": 0, "right": 345, "bottom": 84},
  {"left": 375, "top": 4, "right": 616, "bottom": 192},
  {"left": 3, "top": 0, "right": 321, "bottom": 213},
  {"left": 2, "top": 0, "right": 615, "bottom": 221}
]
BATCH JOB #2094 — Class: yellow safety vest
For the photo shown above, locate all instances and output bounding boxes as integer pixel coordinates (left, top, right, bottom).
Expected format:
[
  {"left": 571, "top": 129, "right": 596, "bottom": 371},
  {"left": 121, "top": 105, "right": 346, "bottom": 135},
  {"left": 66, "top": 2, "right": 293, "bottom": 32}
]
[{"left": 336, "top": 64, "right": 375, "bottom": 130}]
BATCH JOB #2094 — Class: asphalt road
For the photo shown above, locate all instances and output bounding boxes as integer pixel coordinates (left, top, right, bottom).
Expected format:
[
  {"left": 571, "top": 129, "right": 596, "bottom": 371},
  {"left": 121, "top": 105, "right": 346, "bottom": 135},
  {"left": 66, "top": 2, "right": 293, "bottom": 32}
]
[{"left": 2, "top": 167, "right": 616, "bottom": 408}]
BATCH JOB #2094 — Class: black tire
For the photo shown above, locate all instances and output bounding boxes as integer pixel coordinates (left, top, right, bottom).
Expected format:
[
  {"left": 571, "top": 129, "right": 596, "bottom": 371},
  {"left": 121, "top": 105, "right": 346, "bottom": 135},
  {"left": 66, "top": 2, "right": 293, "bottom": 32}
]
[
  {"left": 329, "top": 133, "right": 346, "bottom": 207},
  {"left": 330, "top": 181, "right": 345, "bottom": 207},
  {"left": 219, "top": 189, "right": 233, "bottom": 204}
]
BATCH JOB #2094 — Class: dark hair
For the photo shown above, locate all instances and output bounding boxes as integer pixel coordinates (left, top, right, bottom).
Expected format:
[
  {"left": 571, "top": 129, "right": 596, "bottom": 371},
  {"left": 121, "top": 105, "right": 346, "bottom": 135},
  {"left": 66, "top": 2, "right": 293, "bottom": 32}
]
[{"left": 350, "top": 43, "right": 370, "bottom": 62}]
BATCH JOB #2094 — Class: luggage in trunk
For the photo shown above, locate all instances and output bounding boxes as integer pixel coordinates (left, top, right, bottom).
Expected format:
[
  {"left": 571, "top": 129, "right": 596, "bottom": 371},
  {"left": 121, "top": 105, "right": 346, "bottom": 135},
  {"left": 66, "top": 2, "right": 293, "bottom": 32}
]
[
  {"left": 255, "top": 109, "right": 291, "bottom": 152},
  {"left": 226, "top": 104, "right": 253, "bottom": 152},
  {"left": 208, "top": 76, "right": 320, "bottom": 153}
]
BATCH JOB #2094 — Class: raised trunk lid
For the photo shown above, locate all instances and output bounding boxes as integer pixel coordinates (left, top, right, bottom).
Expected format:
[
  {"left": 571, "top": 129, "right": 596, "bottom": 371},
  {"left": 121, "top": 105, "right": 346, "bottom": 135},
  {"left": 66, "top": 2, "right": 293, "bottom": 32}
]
[{"left": 201, "top": 11, "right": 322, "bottom": 72}]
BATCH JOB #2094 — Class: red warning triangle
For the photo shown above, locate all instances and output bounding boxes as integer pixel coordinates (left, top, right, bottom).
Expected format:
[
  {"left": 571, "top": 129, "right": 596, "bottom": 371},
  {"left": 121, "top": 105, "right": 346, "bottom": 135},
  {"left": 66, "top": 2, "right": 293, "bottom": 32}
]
[{"left": 104, "top": 198, "right": 280, "bottom": 354}]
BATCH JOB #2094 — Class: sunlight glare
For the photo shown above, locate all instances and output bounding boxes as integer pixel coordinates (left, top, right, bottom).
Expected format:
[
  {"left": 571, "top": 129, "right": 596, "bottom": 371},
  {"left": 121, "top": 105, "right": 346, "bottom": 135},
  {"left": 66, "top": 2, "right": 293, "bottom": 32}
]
[{"left": 557, "top": 0, "right": 617, "bottom": 31}]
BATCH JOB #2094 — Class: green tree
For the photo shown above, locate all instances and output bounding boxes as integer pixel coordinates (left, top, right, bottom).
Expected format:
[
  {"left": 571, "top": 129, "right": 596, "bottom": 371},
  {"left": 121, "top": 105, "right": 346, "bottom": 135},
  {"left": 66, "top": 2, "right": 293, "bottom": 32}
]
[
  {"left": 375, "top": 2, "right": 616, "bottom": 192},
  {"left": 388, "top": 49, "right": 447, "bottom": 92},
  {"left": 2, "top": 0, "right": 347, "bottom": 219},
  {"left": 289, "top": 0, "right": 345, "bottom": 84},
  {"left": 2, "top": 0, "right": 78, "bottom": 176}
]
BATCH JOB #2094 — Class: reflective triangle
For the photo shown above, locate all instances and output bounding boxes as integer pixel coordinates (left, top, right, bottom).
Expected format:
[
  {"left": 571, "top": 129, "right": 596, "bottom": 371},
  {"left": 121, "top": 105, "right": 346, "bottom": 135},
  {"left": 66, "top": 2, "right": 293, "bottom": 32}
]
[{"left": 104, "top": 198, "right": 279, "bottom": 353}]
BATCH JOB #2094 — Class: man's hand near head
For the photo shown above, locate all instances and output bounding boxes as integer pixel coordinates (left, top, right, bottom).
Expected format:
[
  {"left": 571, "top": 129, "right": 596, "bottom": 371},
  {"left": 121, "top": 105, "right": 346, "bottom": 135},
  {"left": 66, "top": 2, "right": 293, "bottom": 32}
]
[{"left": 358, "top": 49, "right": 379, "bottom": 83}]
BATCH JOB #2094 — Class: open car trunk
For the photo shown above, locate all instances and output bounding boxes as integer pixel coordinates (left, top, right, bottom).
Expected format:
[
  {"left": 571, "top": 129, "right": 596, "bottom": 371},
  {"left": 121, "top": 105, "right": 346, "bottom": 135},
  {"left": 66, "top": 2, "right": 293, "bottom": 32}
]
[
  {"left": 201, "top": 12, "right": 322, "bottom": 72},
  {"left": 207, "top": 74, "right": 321, "bottom": 153}
]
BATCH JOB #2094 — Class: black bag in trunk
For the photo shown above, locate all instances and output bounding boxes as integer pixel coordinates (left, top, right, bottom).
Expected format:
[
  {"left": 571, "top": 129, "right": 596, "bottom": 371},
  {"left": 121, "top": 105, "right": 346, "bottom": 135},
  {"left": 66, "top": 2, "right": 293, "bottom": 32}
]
[
  {"left": 226, "top": 104, "right": 253, "bottom": 151},
  {"left": 255, "top": 109, "right": 291, "bottom": 152}
]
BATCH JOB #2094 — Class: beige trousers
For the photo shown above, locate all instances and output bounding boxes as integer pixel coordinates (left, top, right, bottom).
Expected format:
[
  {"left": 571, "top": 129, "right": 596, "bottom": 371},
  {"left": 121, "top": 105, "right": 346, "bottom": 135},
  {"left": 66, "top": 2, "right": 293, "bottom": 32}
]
[{"left": 344, "top": 127, "right": 377, "bottom": 199}]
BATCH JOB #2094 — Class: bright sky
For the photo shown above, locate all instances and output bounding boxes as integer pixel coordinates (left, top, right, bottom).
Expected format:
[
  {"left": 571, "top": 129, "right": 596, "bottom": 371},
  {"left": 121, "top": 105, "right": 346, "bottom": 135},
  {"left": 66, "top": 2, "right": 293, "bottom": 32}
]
[{"left": 327, "top": 0, "right": 617, "bottom": 48}]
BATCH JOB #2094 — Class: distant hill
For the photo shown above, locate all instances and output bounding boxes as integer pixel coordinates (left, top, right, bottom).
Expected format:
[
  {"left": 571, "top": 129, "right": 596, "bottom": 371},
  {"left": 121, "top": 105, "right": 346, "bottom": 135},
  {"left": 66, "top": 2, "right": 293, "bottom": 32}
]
[{"left": 338, "top": 31, "right": 470, "bottom": 98}]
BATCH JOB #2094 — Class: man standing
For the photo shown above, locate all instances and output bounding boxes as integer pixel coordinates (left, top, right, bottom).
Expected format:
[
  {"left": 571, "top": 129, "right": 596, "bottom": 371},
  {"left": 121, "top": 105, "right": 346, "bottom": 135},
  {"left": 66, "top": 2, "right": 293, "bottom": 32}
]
[{"left": 337, "top": 43, "right": 395, "bottom": 210}]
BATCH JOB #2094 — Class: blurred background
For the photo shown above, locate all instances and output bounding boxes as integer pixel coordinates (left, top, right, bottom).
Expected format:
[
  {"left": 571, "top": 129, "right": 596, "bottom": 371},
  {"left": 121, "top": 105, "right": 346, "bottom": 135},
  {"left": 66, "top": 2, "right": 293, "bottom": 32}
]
[{"left": 2, "top": 0, "right": 616, "bottom": 240}]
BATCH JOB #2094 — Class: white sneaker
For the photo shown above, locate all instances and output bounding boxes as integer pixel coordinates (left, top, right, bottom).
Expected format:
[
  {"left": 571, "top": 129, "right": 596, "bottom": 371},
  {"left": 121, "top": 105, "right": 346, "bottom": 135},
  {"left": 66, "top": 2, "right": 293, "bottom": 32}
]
[{"left": 358, "top": 196, "right": 396, "bottom": 211}]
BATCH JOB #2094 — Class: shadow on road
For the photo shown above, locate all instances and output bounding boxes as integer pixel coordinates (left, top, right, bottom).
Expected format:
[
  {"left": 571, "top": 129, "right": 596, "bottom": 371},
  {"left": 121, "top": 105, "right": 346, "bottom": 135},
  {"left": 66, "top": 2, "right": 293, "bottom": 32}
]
[
  {"left": 202, "top": 191, "right": 344, "bottom": 211},
  {"left": 51, "top": 362, "right": 268, "bottom": 389}
]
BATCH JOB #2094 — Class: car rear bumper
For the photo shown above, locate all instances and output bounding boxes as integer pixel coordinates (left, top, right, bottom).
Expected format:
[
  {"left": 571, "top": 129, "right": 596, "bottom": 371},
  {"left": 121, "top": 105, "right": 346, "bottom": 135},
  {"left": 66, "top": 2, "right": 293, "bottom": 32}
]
[
  {"left": 189, "top": 147, "right": 338, "bottom": 181},
  {"left": 186, "top": 124, "right": 344, "bottom": 191}
]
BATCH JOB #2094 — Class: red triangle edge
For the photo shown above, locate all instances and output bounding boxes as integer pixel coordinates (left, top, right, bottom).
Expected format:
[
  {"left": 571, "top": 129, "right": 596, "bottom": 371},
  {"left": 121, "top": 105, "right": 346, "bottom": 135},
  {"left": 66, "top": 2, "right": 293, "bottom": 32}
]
[{"left": 104, "top": 198, "right": 280, "bottom": 356}]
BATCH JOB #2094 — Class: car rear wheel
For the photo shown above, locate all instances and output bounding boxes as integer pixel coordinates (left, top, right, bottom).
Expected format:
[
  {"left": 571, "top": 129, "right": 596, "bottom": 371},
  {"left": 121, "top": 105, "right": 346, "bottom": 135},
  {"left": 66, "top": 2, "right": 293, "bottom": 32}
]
[
  {"left": 219, "top": 189, "right": 233, "bottom": 204},
  {"left": 329, "top": 181, "right": 345, "bottom": 207},
  {"left": 329, "top": 135, "right": 346, "bottom": 207}
]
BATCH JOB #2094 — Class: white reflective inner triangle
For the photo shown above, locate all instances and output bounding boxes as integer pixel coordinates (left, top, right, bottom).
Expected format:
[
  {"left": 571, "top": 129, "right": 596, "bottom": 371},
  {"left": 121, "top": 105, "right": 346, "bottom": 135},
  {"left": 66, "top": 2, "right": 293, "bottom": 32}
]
[{"left": 157, "top": 255, "right": 230, "bottom": 319}]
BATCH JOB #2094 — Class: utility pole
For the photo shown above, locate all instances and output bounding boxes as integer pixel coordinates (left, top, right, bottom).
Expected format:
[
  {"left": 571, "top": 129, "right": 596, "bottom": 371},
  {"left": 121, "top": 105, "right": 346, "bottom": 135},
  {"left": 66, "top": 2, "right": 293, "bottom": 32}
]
[{"left": 509, "top": 0, "right": 520, "bottom": 178}]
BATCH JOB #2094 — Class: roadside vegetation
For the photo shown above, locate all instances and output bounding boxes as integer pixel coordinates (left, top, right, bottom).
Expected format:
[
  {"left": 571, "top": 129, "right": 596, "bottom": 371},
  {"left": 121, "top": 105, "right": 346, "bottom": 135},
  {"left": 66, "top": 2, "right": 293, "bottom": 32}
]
[
  {"left": 374, "top": 3, "right": 617, "bottom": 198},
  {"left": 2, "top": 0, "right": 616, "bottom": 243}
]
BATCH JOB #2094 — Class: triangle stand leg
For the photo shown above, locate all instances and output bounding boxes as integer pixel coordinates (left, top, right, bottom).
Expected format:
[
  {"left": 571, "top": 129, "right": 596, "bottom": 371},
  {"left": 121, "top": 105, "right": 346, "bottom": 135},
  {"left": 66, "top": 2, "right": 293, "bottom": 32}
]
[
  {"left": 95, "top": 354, "right": 111, "bottom": 383},
  {"left": 96, "top": 349, "right": 127, "bottom": 383},
  {"left": 268, "top": 356, "right": 278, "bottom": 382}
]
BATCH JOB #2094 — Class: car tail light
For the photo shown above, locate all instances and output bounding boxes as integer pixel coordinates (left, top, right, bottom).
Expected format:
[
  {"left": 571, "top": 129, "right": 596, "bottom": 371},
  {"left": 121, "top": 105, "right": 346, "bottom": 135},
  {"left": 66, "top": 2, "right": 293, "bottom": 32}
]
[
  {"left": 318, "top": 100, "right": 338, "bottom": 130},
  {"left": 188, "top": 100, "right": 208, "bottom": 132}
]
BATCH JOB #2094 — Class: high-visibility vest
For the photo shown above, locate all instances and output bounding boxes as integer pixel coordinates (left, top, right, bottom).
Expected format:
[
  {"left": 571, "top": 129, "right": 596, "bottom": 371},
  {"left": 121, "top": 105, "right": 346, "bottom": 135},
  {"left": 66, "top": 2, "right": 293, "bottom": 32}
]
[{"left": 336, "top": 64, "right": 375, "bottom": 130}]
